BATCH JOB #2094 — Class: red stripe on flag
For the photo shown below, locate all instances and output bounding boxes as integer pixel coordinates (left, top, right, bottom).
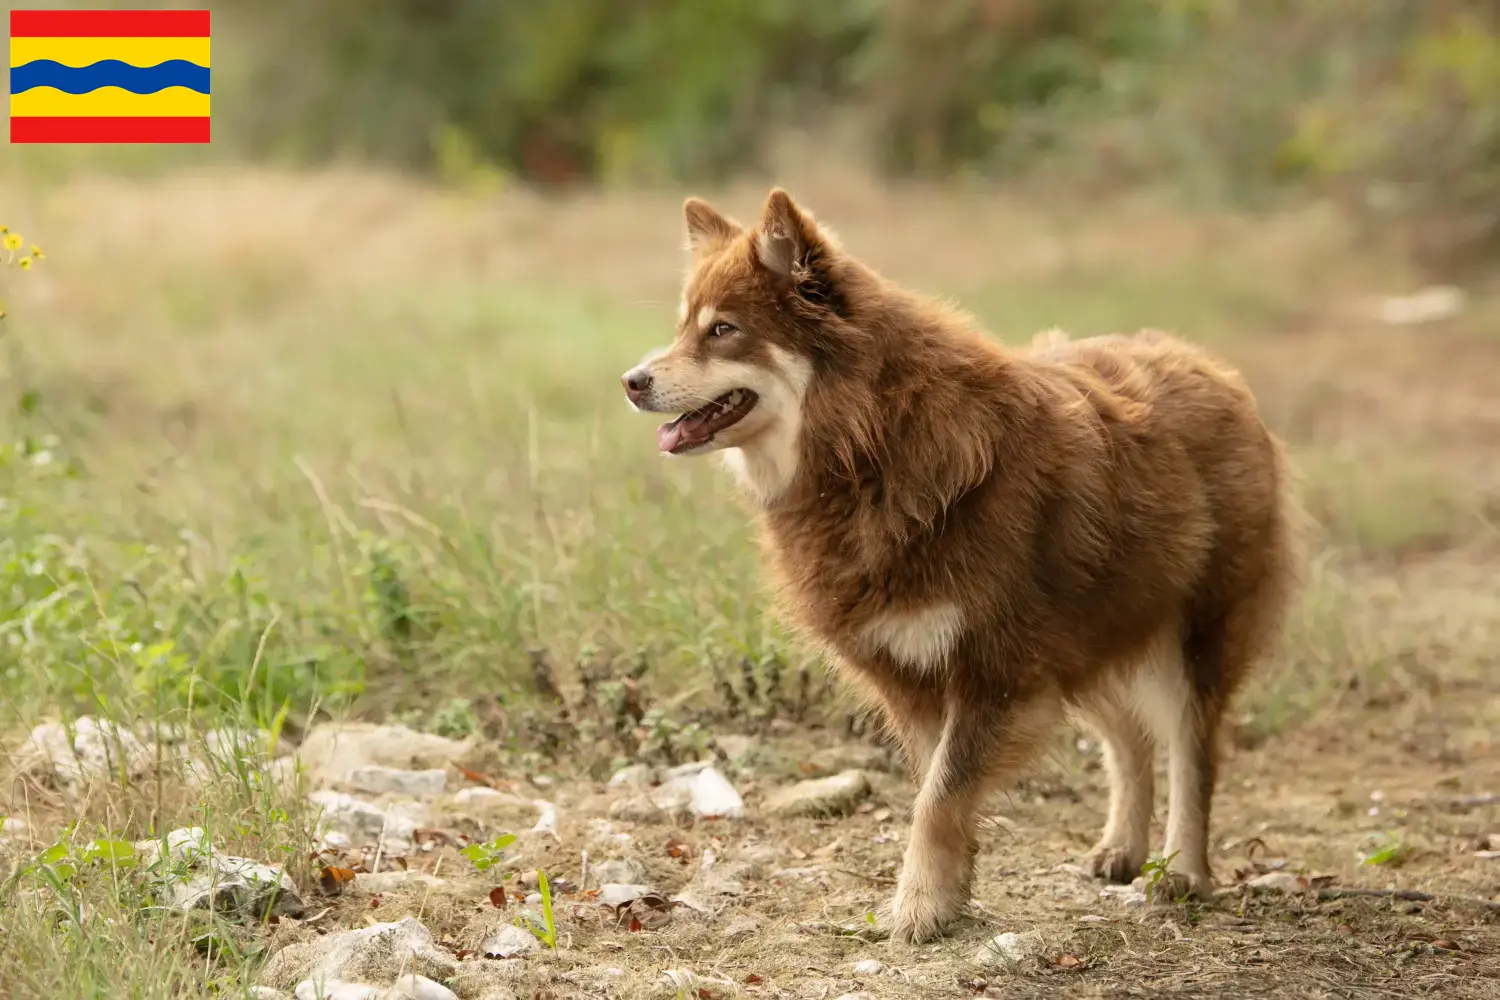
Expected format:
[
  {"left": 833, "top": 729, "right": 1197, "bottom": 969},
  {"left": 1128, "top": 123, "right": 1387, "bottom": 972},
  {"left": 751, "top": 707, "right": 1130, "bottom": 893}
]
[
  {"left": 10, "top": 116, "right": 211, "bottom": 144},
  {"left": 9, "top": 9, "right": 210, "bottom": 37}
]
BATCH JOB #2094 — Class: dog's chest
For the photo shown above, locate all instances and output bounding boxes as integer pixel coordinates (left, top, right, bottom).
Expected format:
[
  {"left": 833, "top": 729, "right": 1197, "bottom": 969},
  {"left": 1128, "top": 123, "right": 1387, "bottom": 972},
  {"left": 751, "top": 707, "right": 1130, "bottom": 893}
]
[{"left": 760, "top": 511, "right": 965, "bottom": 672}]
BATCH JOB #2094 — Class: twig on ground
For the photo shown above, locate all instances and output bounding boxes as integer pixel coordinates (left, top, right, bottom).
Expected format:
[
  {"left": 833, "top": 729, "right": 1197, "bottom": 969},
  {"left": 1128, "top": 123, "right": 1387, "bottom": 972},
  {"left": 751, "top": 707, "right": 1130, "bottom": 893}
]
[{"left": 835, "top": 866, "right": 897, "bottom": 885}]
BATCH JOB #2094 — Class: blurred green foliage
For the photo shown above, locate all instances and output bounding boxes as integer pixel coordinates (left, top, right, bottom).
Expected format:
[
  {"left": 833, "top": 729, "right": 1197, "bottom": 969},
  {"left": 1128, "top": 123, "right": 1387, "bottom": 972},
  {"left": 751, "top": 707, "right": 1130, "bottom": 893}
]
[{"left": 218, "top": 0, "right": 1499, "bottom": 268}]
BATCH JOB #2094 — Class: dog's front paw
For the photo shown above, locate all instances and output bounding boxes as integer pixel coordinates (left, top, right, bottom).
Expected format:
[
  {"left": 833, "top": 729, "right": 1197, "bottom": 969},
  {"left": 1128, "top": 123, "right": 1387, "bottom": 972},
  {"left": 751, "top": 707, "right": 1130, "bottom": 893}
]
[
  {"left": 887, "top": 877, "right": 965, "bottom": 945},
  {"left": 1142, "top": 868, "right": 1214, "bottom": 903},
  {"left": 1083, "top": 843, "right": 1148, "bottom": 884}
]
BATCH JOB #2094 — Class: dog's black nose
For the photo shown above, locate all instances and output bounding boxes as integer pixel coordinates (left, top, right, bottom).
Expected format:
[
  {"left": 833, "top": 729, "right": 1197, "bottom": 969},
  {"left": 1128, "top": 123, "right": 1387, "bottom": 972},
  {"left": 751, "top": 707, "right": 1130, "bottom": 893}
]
[{"left": 622, "top": 367, "right": 653, "bottom": 402}]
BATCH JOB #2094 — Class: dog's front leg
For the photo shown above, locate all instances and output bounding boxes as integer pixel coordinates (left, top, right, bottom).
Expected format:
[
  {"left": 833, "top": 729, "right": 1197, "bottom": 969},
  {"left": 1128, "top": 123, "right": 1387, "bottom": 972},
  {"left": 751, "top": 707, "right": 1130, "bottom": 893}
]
[{"left": 889, "top": 689, "right": 1053, "bottom": 944}]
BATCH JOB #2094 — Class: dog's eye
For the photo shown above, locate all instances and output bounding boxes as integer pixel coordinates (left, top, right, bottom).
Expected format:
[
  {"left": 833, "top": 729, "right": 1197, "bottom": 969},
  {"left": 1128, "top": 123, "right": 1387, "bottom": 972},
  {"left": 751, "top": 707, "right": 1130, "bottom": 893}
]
[{"left": 708, "top": 321, "right": 738, "bottom": 338}]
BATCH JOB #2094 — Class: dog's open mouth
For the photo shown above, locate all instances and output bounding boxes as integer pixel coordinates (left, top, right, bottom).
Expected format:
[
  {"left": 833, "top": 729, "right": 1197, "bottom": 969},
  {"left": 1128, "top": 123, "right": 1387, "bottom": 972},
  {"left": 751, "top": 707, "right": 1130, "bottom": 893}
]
[{"left": 657, "top": 389, "right": 759, "bottom": 454}]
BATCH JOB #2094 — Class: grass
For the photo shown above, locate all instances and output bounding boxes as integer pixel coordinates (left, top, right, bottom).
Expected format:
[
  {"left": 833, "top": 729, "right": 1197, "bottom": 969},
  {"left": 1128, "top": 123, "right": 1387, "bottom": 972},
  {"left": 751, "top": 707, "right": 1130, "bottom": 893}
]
[{"left": 2, "top": 165, "right": 1498, "bottom": 998}]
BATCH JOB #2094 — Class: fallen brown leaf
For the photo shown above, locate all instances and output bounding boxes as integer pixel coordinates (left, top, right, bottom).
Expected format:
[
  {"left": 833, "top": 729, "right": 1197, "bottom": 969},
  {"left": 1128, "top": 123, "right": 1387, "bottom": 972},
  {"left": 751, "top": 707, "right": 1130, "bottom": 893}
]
[{"left": 488, "top": 887, "right": 507, "bottom": 908}]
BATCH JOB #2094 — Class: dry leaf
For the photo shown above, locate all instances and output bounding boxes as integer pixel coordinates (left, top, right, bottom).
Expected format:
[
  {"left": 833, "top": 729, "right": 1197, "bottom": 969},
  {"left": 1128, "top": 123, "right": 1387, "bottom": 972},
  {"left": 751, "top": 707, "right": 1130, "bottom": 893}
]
[
  {"left": 744, "top": 974, "right": 764, "bottom": 984},
  {"left": 488, "top": 887, "right": 507, "bottom": 908},
  {"left": 1056, "top": 954, "right": 1082, "bottom": 969}
]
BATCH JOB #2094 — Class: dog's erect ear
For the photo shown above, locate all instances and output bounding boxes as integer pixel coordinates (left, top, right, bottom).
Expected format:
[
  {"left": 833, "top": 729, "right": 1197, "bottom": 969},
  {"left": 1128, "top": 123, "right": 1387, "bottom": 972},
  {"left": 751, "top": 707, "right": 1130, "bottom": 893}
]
[
  {"left": 754, "top": 189, "right": 825, "bottom": 282},
  {"left": 683, "top": 197, "right": 739, "bottom": 255}
]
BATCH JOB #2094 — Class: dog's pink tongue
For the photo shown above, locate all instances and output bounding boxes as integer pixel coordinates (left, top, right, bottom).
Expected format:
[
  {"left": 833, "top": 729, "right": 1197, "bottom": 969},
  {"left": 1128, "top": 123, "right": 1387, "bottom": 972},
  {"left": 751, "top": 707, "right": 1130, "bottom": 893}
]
[{"left": 657, "top": 420, "right": 686, "bottom": 453}]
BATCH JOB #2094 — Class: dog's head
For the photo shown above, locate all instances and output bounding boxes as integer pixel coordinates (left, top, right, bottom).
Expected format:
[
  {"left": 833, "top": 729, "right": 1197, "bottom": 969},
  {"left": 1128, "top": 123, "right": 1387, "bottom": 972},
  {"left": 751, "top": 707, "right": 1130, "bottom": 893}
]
[{"left": 621, "top": 189, "right": 853, "bottom": 496}]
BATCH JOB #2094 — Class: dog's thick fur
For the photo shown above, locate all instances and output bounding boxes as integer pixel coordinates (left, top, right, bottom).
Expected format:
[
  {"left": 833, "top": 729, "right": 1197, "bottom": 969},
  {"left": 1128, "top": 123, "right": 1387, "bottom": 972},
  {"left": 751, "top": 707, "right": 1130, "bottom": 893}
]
[{"left": 622, "top": 189, "right": 1299, "bottom": 944}]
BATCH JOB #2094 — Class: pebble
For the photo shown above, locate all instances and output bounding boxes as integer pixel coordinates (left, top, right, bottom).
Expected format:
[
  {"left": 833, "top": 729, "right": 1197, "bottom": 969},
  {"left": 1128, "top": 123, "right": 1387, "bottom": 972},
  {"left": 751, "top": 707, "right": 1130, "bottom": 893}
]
[
  {"left": 765, "top": 771, "right": 870, "bottom": 817},
  {"left": 345, "top": 766, "right": 447, "bottom": 799},
  {"left": 260, "top": 917, "right": 457, "bottom": 992},
  {"left": 383, "top": 974, "right": 458, "bottom": 1000},
  {"left": 852, "top": 959, "right": 886, "bottom": 976},
  {"left": 974, "top": 930, "right": 1046, "bottom": 969},
  {"left": 481, "top": 924, "right": 540, "bottom": 959},
  {"left": 294, "top": 980, "right": 381, "bottom": 1000},
  {"left": 171, "top": 855, "right": 306, "bottom": 919},
  {"left": 15, "top": 717, "right": 154, "bottom": 787}
]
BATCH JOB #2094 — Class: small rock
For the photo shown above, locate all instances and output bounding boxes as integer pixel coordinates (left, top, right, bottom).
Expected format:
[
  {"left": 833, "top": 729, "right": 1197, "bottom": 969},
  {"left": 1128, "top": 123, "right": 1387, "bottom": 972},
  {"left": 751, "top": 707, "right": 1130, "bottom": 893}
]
[
  {"left": 531, "top": 800, "right": 557, "bottom": 835},
  {"left": 1378, "top": 286, "right": 1464, "bottom": 326},
  {"left": 0, "top": 815, "right": 32, "bottom": 842},
  {"left": 852, "top": 958, "right": 885, "bottom": 976},
  {"left": 831, "top": 994, "right": 876, "bottom": 1000},
  {"left": 1246, "top": 871, "right": 1312, "bottom": 894},
  {"left": 722, "top": 916, "right": 759, "bottom": 942},
  {"left": 135, "top": 826, "right": 210, "bottom": 867},
  {"left": 481, "top": 924, "right": 539, "bottom": 959},
  {"left": 354, "top": 871, "right": 446, "bottom": 893},
  {"left": 974, "top": 930, "right": 1046, "bottom": 969},
  {"left": 383, "top": 974, "right": 458, "bottom": 1000},
  {"left": 295, "top": 723, "right": 471, "bottom": 789},
  {"left": 260, "top": 917, "right": 456, "bottom": 992},
  {"left": 591, "top": 858, "right": 648, "bottom": 885},
  {"left": 608, "top": 795, "right": 666, "bottom": 823},
  {"left": 308, "top": 791, "right": 422, "bottom": 852},
  {"left": 651, "top": 765, "right": 744, "bottom": 818},
  {"left": 523, "top": 892, "right": 543, "bottom": 906},
  {"left": 1100, "top": 883, "right": 1150, "bottom": 907},
  {"left": 608, "top": 763, "right": 657, "bottom": 788},
  {"left": 295, "top": 980, "right": 381, "bottom": 1000},
  {"left": 766, "top": 771, "right": 871, "bottom": 818},
  {"left": 598, "top": 883, "right": 656, "bottom": 907},
  {"left": 346, "top": 766, "right": 447, "bottom": 799},
  {"left": 689, "top": 766, "right": 744, "bottom": 819},
  {"left": 247, "top": 989, "right": 294, "bottom": 1000},
  {"left": 16, "top": 717, "right": 154, "bottom": 787},
  {"left": 171, "top": 855, "right": 306, "bottom": 919}
]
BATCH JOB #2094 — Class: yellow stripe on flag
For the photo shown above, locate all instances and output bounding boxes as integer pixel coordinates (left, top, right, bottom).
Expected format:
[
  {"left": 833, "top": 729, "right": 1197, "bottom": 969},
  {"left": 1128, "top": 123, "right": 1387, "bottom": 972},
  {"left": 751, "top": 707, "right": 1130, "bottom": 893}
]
[
  {"left": 9, "top": 36, "right": 211, "bottom": 68},
  {"left": 9, "top": 86, "right": 210, "bottom": 118}
]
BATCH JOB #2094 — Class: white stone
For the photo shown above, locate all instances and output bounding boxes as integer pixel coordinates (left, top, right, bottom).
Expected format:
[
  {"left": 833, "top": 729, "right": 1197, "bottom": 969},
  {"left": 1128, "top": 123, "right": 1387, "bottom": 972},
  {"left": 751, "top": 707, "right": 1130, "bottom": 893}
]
[
  {"left": 170, "top": 854, "right": 305, "bottom": 919},
  {"left": 765, "top": 771, "right": 870, "bottom": 817},
  {"left": 308, "top": 791, "right": 422, "bottom": 852},
  {"left": 480, "top": 924, "right": 539, "bottom": 959},
  {"left": 345, "top": 766, "right": 447, "bottom": 799},
  {"left": 295, "top": 723, "right": 471, "bottom": 788},
  {"left": 852, "top": 959, "right": 885, "bottom": 976},
  {"left": 294, "top": 980, "right": 381, "bottom": 1000},
  {"left": 688, "top": 766, "right": 743, "bottom": 819},
  {"left": 260, "top": 917, "right": 457, "bottom": 992},
  {"left": 135, "top": 826, "right": 210, "bottom": 867},
  {"left": 16, "top": 717, "right": 153, "bottom": 787},
  {"left": 382, "top": 974, "right": 458, "bottom": 1000},
  {"left": 974, "top": 930, "right": 1046, "bottom": 969}
]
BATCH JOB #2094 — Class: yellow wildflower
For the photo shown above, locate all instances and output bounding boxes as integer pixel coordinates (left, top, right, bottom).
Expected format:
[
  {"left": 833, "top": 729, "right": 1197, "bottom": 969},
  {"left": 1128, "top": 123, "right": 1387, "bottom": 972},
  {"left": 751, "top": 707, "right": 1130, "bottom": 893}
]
[
  {"left": 18, "top": 257, "right": 33, "bottom": 270},
  {"left": 30, "top": 245, "right": 44, "bottom": 259},
  {"left": 2, "top": 233, "right": 21, "bottom": 252}
]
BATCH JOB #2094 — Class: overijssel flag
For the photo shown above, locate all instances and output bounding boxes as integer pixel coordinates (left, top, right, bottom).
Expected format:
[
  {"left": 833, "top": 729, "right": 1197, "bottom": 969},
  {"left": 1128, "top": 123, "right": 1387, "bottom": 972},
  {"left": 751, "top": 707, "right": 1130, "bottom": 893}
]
[{"left": 9, "top": 9, "right": 210, "bottom": 144}]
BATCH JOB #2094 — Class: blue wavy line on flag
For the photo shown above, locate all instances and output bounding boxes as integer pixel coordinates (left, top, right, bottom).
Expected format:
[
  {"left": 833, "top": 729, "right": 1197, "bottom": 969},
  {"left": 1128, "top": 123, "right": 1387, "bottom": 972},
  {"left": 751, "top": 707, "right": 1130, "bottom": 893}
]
[{"left": 10, "top": 60, "right": 210, "bottom": 95}]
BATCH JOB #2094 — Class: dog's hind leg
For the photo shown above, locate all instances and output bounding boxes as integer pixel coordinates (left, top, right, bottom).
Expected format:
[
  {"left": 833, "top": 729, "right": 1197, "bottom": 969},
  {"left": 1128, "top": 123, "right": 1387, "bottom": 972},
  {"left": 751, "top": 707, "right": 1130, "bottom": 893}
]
[
  {"left": 889, "top": 687, "right": 1057, "bottom": 944},
  {"left": 1071, "top": 685, "right": 1155, "bottom": 884}
]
